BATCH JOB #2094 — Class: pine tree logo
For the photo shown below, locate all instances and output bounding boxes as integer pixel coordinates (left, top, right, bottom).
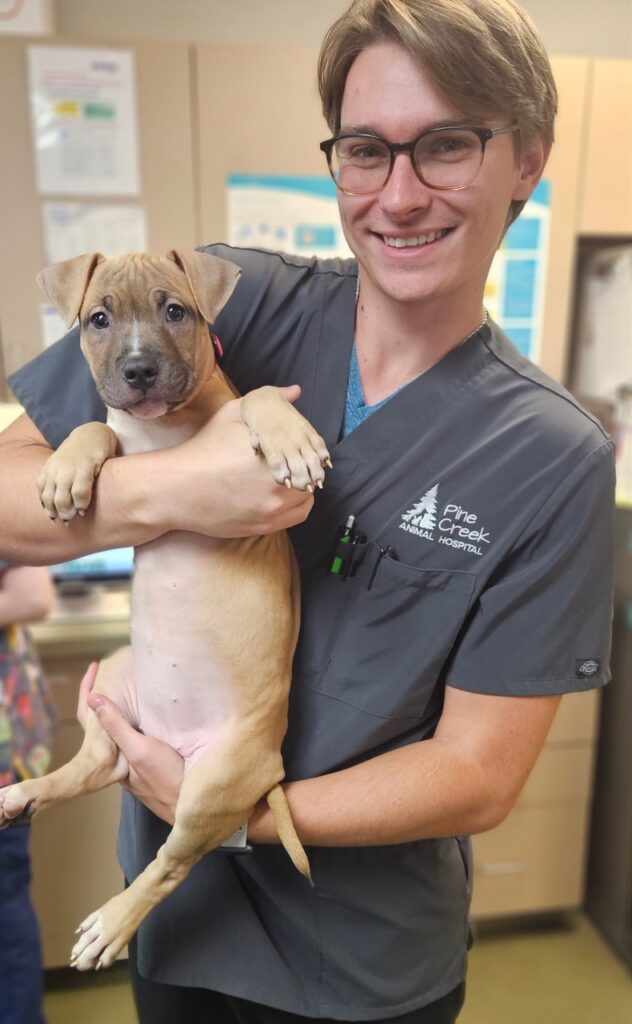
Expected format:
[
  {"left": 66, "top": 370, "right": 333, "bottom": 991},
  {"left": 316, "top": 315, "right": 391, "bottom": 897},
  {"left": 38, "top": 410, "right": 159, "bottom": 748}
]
[{"left": 401, "top": 485, "right": 438, "bottom": 530}]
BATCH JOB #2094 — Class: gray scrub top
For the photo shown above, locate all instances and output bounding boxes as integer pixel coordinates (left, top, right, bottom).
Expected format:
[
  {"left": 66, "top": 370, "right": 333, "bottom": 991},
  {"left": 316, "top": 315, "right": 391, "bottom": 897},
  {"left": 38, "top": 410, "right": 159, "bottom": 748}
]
[{"left": 9, "top": 245, "right": 614, "bottom": 1020}]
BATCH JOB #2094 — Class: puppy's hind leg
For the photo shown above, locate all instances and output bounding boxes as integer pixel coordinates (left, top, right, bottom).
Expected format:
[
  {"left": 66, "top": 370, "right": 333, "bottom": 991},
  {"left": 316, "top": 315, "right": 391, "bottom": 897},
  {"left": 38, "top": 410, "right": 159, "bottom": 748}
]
[{"left": 69, "top": 727, "right": 272, "bottom": 971}]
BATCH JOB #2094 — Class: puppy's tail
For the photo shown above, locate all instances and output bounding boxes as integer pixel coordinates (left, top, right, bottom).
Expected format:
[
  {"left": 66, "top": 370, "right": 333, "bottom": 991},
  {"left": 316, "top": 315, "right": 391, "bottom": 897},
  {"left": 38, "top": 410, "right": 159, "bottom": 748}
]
[{"left": 266, "top": 784, "right": 312, "bottom": 884}]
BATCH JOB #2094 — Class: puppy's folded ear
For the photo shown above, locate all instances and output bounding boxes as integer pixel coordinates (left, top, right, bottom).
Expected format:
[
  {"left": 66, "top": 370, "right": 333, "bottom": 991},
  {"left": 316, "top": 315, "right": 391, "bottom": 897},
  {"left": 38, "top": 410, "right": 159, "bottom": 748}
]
[
  {"left": 37, "top": 253, "right": 105, "bottom": 328},
  {"left": 166, "top": 249, "right": 241, "bottom": 324}
]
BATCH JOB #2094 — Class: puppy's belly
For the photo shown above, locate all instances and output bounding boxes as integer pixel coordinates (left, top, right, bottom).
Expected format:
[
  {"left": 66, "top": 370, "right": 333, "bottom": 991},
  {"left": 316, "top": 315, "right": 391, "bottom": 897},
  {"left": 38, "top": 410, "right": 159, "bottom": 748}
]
[
  {"left": 132, "top": 639, "right": 236, "bottom": 767},
  {"left": 130, "top": 535, "right": 240, "bottom": 766}
]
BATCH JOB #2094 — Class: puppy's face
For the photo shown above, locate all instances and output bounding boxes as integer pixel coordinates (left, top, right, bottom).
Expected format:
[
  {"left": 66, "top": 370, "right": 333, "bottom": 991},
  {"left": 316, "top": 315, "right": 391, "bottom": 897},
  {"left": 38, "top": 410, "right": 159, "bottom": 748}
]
[
  {"left": 37, "top": 249, "right": 241, "bottom": 419},
  {"left": 79, "top": 254, "right": 211, "bottom": 418}
]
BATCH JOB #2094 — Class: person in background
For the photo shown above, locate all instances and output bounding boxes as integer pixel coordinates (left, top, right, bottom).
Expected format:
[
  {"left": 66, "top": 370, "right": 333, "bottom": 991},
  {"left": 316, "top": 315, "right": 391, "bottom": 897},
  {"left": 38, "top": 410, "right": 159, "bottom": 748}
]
[
  {"left": 0, "top": 564, "right": 56, "bottom": 1024},
  {"left": 0, "top": 1, "right": 614, "bottom": 1021}
]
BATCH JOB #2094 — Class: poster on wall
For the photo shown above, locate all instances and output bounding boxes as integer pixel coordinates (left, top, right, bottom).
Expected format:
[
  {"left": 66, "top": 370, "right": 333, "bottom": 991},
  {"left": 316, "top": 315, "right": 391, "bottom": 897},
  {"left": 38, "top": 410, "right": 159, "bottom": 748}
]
[
  {"left": 42, "top": 202, "right": 147, "bottom": 263},
  {"left": 227, "top": 174, "right": 550, "bottom": 364},
  {"left": 227, "top": 174, "right": 353, "bottom": 260},
  {"left": 40, "top": 201, "right": 148, "bottom": 349},
  {"left": 28, "top": 46, "right": 140, "bottom": 196},
  {"left": 484, "top": 179, "right": 550, "bottom": 363}
]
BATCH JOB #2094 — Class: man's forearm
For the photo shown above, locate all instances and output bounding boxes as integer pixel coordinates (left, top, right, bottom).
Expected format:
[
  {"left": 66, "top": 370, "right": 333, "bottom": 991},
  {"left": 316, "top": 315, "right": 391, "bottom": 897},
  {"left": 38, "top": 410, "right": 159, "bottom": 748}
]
[
  {"left": 249, "top": 738, "right": 506, "bottom": 847},
  {"left": 0, "top": 423, "right": 165, "bottom": 564}
]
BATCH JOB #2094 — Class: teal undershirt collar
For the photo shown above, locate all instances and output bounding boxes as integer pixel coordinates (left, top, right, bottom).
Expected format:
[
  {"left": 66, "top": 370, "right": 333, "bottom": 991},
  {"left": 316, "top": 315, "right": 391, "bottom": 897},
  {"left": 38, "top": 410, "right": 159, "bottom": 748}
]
[{"left": 342, "top": 343, "right": 400, "bottom": 438}]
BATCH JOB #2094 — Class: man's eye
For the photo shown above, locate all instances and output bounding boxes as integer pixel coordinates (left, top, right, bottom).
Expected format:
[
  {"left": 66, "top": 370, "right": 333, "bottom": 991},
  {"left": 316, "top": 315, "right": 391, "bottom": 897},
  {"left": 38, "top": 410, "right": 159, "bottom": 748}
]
[
  {"left": 166, "top": 303, "right": 186, "bottom": 322},
  {"left": 90, "top": 311, "right": 109, "bottom": 329}
]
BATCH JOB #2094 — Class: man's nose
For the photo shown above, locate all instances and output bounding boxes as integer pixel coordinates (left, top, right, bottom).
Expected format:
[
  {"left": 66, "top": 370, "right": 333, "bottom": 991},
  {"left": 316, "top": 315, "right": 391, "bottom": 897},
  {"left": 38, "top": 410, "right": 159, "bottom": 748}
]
[{"left": 379, "top": 152, "right": 433, "bottom": 216}]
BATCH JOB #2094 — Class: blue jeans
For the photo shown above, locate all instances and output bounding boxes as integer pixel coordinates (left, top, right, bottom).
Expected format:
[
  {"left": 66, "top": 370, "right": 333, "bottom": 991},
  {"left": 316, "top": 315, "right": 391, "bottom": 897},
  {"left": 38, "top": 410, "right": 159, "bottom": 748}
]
[{"left": 0, "top": 826, "right": 45, "bottom": 1024}]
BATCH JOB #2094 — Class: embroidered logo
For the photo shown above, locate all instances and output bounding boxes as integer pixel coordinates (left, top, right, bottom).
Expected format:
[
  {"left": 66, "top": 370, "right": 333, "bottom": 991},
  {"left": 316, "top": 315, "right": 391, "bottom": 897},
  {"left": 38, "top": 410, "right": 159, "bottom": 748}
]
[
  {"left": 576, "top": 659, "right": 600, "bottom": 679},
  {"left": 398, "top": 484, "right": 491, "bottom": 557}
]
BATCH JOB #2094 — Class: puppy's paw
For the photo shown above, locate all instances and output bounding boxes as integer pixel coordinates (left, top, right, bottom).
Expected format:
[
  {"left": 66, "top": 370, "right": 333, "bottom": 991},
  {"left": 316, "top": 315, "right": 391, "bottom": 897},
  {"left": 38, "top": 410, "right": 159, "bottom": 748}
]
[
  {"left": 0, "top": 782, "right": 37, "bottom": 829},
  {"left": 70, "top": 892, "right": 137, "bottom": 971},
  {"left": 37, "top": 453, "right": 99, "bottom": 522},
  {"left": 37, "top": 422, "right": 117, "bottom": 522}
]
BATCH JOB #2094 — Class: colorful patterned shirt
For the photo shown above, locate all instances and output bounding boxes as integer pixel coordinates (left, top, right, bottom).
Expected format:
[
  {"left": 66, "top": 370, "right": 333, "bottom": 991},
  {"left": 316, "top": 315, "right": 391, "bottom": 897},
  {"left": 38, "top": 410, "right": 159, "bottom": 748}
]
[{"left": 0, "top": 561, "right": 57, "bottom": 785}]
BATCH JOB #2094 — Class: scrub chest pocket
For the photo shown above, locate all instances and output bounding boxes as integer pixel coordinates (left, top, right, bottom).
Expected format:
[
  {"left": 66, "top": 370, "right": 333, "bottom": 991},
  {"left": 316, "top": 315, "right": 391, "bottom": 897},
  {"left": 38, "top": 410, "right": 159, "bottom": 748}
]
[{"left": 305, "top": 556, "right": 477, "bottom": 720}]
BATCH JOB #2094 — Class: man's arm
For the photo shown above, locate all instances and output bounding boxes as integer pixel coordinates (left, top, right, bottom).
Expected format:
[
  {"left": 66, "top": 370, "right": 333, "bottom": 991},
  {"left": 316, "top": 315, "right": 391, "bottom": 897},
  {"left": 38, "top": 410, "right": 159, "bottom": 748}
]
[
  {"left": 84, "top": 678, "right": 560, "bottom": 840},
  {"left": 248, "top": 686, "right": 562, "bottom": 844},
  {"left": 0, "top": 390, "right": 314, "bottom": 564}
]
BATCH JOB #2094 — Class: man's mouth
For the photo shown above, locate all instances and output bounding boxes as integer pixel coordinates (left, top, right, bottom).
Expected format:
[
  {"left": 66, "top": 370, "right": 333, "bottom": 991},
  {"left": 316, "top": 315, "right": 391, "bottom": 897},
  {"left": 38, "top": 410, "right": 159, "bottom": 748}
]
[{"left": 381, "top": 228, "right": 453, "bottom": 248}]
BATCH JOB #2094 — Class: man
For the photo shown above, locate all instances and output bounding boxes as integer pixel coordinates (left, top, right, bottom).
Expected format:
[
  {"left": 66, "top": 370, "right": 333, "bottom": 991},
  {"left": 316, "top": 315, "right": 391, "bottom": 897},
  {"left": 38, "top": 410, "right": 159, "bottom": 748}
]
[{"left": 0, "top": 2, "right": 613, "bottom": 1022}]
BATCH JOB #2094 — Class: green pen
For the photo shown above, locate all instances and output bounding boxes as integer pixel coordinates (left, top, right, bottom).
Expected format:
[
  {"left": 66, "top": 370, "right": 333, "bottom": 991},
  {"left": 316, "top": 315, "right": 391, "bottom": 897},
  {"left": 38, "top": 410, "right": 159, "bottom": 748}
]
[{"left": 330, "top": 515, "right": 356, "bottom": 574}]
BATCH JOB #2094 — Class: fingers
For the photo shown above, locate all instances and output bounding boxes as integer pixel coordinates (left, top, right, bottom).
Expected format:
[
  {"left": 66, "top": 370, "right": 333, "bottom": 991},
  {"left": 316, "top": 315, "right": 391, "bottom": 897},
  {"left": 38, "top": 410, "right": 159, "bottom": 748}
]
[
  {"left": 277, "top": 384, "right": 302, "bottom": 404},
  {"left": 77, "top": 662, "right": 100, "bottom": 729},
  {"left": 87, "top": 695, "right": 142, "bottom": 760}
]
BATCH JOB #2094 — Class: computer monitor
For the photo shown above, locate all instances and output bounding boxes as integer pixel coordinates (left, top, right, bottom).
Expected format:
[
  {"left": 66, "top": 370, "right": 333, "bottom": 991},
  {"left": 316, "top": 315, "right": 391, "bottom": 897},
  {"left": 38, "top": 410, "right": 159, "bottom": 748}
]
[{"left": 51, "top": 547, "right": 135, "bottom": 586}]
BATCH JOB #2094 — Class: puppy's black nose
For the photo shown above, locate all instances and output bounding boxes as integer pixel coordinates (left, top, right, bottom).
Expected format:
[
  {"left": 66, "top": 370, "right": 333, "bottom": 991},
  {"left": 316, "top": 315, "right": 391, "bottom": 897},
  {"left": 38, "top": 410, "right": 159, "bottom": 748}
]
[{"left": 122, "top": 355, "right": 159, "bottom": 390}]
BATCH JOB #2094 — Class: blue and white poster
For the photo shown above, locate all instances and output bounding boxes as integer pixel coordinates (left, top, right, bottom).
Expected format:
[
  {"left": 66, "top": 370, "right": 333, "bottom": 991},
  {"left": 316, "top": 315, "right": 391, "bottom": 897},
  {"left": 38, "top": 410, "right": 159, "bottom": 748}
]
[
  {"left": 227, "top": 174, "right": 352, "bottom": 260},
  {"left": 227, "top": 173, "right": 550, "bottom": 364},
  {"left": 484, "top": 179, "right": 550, "bottom": 363}
]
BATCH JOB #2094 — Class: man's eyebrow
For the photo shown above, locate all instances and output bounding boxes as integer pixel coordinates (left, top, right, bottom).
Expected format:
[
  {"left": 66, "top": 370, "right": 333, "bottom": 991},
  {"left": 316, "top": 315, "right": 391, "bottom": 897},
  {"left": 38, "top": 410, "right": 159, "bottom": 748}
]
[{"left": 338, "top": 118, "right": 471, "bottom": 137}]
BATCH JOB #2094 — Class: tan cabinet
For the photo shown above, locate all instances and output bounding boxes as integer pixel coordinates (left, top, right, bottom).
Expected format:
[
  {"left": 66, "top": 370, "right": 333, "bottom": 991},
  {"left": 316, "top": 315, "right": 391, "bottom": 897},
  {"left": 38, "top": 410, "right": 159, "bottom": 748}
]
[
  {"left": 471, "top": 690, "right": 600, "bottom": 918},
  {"left": 579, "top": 59, "right": 632, "bottom": 236},
  {"left": 29, "top": 597, "right": 130, "bottom": 968}
]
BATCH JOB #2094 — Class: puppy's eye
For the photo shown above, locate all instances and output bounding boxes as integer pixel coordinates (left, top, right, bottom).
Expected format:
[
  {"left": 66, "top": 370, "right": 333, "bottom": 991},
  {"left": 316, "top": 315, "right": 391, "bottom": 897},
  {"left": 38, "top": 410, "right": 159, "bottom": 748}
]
[
  {"left": 166, "top": 303, "right": 186, "bottom": 322},
  {"left": 90, "top": 311, "right": 109, "bottom": 329}
]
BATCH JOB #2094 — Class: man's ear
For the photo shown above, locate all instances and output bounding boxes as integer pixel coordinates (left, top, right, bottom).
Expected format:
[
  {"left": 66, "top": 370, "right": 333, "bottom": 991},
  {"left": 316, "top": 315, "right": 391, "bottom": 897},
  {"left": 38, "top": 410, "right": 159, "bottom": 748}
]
[
  {"left": 36, "top": 253, "right": 104, "bottom": 328},
  {"left": 512, "top": 137, "right": 551, "bottom": 202},
  {"left": 166, "top": 249, "right": 242, "bottom": 324}
]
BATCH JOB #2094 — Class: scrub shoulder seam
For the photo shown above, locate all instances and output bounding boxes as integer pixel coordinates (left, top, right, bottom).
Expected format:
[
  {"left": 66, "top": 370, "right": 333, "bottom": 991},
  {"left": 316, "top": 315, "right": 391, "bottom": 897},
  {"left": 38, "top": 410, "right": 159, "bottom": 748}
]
[{"left": 481, "top": 334, "right": 610, "bottom": 444}]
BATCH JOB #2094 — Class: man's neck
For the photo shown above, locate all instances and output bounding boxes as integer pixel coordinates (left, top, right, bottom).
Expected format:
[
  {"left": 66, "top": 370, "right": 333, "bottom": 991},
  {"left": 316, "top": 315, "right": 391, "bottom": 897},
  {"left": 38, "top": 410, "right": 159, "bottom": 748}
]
[{"left": 354, "top": 280, "right": 485, "bottom": 406}]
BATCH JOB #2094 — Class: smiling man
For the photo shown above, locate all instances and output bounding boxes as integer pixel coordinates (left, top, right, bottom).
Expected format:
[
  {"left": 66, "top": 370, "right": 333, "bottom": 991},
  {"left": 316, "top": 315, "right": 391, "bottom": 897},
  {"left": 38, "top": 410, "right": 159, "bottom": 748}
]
[{"left": 1, "top": 2, "right": 614, "bottom": 1023}]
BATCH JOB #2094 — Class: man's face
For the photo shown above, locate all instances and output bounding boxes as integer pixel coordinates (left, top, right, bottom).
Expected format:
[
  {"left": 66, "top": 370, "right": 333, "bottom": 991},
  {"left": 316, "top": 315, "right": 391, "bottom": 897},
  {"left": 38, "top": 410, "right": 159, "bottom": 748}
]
[{"left": 337, "top": 41, "right": 545, "bottom": 312}]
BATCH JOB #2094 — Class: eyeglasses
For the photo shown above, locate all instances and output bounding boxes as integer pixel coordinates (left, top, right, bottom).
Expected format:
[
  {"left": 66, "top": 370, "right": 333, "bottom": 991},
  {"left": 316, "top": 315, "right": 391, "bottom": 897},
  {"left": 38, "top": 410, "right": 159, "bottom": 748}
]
[{"left": 320, "top": 124, "right": 519, "bottom": 195}]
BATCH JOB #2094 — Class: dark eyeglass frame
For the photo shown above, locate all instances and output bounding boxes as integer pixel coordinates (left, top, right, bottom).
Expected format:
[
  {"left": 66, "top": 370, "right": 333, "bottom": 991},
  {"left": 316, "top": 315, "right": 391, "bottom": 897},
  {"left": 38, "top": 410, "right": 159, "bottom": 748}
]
[{"left": 319, "top": 123, "right": 520, "bottom": 195}]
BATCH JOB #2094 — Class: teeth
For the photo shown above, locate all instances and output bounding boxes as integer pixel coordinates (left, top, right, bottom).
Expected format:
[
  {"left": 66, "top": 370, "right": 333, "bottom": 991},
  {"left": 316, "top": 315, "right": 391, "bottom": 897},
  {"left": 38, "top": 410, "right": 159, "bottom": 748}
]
[{"left": 383, "top": 230, "right": 448, "bottom": 248}]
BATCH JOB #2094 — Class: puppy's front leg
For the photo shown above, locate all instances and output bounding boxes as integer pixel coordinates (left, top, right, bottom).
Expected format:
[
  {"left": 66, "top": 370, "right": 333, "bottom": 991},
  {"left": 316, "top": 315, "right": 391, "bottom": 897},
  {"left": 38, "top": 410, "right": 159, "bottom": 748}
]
[
  {"left": 38, "top": 421, "right": 117, "bottom": 522},
  {"left": 240, "top": 386, "right": 331, "bottom": 491}
]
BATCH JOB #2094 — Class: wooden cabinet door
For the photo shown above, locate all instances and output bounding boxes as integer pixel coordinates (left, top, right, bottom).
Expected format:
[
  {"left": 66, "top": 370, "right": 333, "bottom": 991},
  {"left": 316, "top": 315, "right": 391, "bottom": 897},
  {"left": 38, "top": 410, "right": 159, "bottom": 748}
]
[{"left": 579, "top": 59, "right": 632, "bottom": 236}]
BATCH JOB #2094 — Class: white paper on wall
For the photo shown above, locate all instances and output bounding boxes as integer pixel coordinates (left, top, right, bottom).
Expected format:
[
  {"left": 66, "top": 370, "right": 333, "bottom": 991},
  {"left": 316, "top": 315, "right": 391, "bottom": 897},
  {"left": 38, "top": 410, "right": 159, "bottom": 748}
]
[
  {"left": 40, "top": 303, "right": 67, "bottom": 349},
  {"left": 28, "top": 45, "right": 140, "bottom": 196},
  {"left": 43, "top": 202, "right": 148, "bottom": 263}
]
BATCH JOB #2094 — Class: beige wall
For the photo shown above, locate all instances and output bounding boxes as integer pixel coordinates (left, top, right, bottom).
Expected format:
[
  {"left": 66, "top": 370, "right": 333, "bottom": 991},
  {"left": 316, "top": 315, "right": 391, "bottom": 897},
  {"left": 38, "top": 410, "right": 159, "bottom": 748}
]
[{"left": 55, "top": 0, "right": 632, "bottom": 59}]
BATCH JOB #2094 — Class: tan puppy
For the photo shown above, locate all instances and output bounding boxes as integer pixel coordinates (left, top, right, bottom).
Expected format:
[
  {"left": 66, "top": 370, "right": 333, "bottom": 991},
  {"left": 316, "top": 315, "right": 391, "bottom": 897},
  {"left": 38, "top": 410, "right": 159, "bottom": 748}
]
[{"left": 0, "top": 249, "right": 330, "bottom": 970}]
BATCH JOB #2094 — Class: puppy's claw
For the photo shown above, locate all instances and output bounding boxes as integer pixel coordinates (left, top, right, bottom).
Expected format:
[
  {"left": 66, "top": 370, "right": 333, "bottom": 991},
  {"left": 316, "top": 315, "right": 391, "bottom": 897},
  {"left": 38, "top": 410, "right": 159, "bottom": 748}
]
[
  {"left": 324, "top": 457, "right": 333, "bottom": 469},
  {"left": 315, "top": 480, "right": 323, "bottom": 490},
  {"left": 306, "top": 483, "right": 313, "bottom": 494},
  {"left": 284, "top": 478, "right": 291, "bottom": 489}
]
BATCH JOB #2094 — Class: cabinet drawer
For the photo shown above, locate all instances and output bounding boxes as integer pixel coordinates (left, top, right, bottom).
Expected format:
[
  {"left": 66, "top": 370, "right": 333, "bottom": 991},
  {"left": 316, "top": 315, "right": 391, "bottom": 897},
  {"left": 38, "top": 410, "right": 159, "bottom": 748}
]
[
  {"left": 547, "top": 689, "right": 599, "bottom": 743},
  {"left": 470, "top": 803, "right": 590, "bottom": 918},
  {"left": 29, "top": 723, "right": 124, "bottom": 968},
  {"left": 42, "top": 648, "right": 129, "bottom": 723},
  {"left": 41, "top": 657, "right": 87, "bottom": 723},
  {"left": 518, "top": 745, "right": 595, "bottom": 805}
]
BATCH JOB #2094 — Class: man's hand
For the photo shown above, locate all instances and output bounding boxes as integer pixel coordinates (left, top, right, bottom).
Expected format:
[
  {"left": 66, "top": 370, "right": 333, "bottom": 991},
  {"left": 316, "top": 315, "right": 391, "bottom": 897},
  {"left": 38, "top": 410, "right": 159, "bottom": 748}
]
[
  {"left": 156, "top": 386, "right": 318, "bottom": 538},
  {"left": 78, "top": 663, "right": 184, "bottom": 825}
]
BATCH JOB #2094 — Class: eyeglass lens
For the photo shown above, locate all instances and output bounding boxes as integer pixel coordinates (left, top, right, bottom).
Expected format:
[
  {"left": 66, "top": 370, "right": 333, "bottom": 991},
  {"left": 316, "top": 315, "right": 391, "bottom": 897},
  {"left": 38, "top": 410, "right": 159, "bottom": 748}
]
[{"left": 331, "top": 128, "right": 485, "bottom": 193}]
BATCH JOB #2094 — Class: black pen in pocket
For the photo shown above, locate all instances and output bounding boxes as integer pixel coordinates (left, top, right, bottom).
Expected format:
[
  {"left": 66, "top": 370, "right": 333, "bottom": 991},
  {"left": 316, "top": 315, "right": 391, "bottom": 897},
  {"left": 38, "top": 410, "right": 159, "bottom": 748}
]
[{"left": 366, "top": 545, "right": 396, "bottom": 591}]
